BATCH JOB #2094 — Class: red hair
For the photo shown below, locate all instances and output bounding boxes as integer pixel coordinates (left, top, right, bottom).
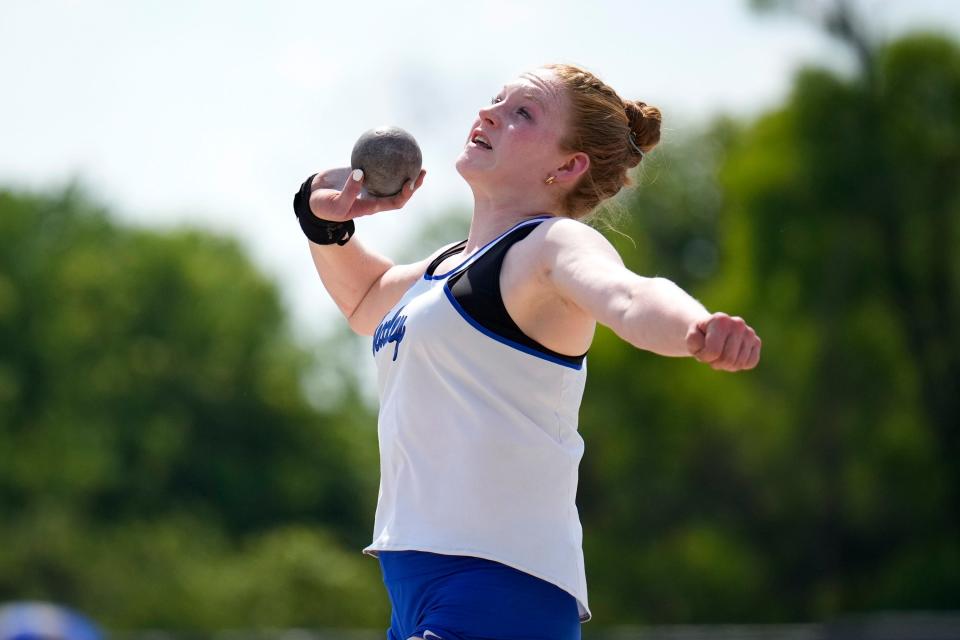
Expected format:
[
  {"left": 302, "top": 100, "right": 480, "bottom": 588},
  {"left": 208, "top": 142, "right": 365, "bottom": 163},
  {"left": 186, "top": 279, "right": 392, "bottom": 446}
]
[{"left": 541, "top": 63, "right": 662, "bottom": 219}]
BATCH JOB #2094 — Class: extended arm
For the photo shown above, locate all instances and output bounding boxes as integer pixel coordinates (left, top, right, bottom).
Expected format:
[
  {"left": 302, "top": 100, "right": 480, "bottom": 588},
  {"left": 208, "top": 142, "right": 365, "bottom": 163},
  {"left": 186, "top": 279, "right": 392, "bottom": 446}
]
[{"left": 540, "top": 218, "right": 761, "bottom": 370}]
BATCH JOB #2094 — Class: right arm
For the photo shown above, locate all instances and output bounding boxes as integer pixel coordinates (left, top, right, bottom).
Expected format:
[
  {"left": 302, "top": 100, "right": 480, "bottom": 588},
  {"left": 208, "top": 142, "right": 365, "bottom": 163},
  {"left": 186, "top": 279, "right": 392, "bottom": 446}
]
[{"left": 303, "top": 167, "right": 433, "bottom": 336}]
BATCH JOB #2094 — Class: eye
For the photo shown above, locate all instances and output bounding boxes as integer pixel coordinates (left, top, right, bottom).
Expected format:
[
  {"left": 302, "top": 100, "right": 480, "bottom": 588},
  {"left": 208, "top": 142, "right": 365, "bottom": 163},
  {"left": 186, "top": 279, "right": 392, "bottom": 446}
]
[{"left": 490, "top": 95, "right": 531, "bottom": 119}]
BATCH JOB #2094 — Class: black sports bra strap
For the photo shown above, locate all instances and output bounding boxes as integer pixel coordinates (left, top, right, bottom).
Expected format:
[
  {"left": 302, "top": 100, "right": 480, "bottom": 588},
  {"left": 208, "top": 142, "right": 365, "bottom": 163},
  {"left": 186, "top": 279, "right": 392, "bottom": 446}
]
[
  {"left": 425, "top": 239, "right": 468, "bottom": 277},
  {"left": 448, "top": 222, "right": 586, "bottom": 365}
]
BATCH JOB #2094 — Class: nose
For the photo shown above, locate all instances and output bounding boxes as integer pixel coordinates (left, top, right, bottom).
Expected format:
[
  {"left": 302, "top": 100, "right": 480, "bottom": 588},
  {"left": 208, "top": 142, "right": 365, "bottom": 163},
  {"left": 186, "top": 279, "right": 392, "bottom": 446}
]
[{"left": 478, "top": 103, "right": 497, "bottom": 126}]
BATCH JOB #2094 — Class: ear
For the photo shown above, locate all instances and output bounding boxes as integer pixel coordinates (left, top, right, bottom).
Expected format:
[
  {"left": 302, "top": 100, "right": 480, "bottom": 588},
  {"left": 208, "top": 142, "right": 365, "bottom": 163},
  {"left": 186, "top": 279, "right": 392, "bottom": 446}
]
[{"left": 555, "top": 152, "right": 590, "bottom": 184}]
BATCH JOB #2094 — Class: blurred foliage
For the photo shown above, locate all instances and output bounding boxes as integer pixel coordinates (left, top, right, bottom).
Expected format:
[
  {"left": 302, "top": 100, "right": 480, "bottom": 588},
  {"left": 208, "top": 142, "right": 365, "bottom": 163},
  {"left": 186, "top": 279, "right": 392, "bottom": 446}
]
[
  {"left": 1, "top": 26, "right": 958, "bottom": 634},
  {"left": 579, "top": 31, "right": 960, "bottom": 622},
  {"left": 0, "top": 185, "right": 386, "bottom": 629}
]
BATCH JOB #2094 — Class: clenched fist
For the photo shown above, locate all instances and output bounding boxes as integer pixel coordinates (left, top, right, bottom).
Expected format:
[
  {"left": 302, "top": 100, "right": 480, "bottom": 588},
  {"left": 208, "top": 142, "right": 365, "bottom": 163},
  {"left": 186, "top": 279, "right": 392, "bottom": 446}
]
[{"left": 685, "top": 312, "right": 761, "bottom": 372}]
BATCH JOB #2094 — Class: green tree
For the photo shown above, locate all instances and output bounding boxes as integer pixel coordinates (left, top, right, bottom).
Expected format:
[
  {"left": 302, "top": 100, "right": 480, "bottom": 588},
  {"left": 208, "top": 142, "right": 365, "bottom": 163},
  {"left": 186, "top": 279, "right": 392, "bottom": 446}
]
[
  {"left": 576, "top": 32, "right": 960, "bottom": 623},
  {"left": 716, "top": 31, "right": 960, "bottom": 612},
  {"left": 0, "top": 184, "right": 387, "bottom": 629}
]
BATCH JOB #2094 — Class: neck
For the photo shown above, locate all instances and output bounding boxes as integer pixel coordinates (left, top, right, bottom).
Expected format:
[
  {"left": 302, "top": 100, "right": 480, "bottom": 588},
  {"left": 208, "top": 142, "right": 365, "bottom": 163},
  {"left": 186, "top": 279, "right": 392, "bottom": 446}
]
[{"left": 464, "top": 185, "right": 558, "bottom": 252}]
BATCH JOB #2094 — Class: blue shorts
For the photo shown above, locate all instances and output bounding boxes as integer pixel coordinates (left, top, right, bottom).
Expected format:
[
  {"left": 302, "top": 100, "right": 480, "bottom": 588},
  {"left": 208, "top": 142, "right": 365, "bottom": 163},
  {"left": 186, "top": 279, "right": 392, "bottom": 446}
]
[{"left": 377, "top": 550, "right": 581, "bottom": 640}]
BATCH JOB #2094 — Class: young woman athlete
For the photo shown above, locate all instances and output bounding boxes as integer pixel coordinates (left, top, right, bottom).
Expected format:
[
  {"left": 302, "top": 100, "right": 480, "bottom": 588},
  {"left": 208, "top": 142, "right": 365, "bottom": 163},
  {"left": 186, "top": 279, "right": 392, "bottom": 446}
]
[{"left": 293, "top": 63, "right": 762, "bottom": 640}]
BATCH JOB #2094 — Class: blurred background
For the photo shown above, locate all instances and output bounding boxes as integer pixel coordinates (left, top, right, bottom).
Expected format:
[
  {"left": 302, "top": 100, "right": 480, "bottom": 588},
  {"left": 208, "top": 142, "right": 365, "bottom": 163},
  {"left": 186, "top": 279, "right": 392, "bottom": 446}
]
[{"left": 1, "top": 0, "right": 958, "bottom": 638}]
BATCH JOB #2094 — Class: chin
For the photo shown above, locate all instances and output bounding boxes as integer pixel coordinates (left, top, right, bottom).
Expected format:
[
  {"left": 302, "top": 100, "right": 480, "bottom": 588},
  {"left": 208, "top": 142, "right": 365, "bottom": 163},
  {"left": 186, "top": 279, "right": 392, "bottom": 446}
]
[
  {"left": 454, "top": 154, "right": 478, "bottom": 179},
  {"left": 454, "top": 164, "right": 489, "bottom": 196}
]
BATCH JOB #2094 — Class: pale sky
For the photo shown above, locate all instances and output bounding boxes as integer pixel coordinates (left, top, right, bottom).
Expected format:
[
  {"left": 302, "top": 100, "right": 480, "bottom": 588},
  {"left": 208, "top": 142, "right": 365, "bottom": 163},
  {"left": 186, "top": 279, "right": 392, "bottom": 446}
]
[{"left": 2, "top": 0, "right": 957, "bottom": 342}]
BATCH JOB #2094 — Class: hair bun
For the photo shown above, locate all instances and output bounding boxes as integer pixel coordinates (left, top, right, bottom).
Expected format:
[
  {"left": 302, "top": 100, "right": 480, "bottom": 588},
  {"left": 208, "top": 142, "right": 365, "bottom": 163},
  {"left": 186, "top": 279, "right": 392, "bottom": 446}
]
[{"left": 625, "top": 100, "right": 662, "bottom": 156}]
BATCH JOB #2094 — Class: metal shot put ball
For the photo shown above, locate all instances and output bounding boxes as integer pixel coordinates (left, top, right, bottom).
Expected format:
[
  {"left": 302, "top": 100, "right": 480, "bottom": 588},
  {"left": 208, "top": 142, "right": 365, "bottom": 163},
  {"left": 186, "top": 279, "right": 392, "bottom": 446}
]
[{"left": 350, "top": 126, "right": 422, "bottom": 198}]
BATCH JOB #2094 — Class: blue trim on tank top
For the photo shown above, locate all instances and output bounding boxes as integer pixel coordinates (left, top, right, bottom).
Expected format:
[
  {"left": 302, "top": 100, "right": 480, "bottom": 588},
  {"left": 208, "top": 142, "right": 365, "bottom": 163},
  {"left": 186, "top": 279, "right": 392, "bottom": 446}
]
[
  {"left": 424, "top": 214, "right": 553, "bottom": 281},
  {"left": 442, "top": 283, "right": 585, "bottom": 371},
  {"left": 369, "top": 216, "right": 549, "bottom": 338}
]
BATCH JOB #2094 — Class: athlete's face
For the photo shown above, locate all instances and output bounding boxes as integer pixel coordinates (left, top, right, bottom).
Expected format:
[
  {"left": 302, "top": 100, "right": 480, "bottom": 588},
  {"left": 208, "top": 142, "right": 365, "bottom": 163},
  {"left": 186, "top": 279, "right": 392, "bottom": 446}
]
[{"left": 455, "top": 69, "right": 571, "bottom": 192}]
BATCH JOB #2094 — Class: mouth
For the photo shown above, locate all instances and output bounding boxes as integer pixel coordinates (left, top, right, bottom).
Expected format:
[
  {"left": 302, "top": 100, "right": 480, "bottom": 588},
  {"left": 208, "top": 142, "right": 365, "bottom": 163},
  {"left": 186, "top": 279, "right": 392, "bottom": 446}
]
[{"left": 469, "top": 131, "right": 493, "bottom": 150}]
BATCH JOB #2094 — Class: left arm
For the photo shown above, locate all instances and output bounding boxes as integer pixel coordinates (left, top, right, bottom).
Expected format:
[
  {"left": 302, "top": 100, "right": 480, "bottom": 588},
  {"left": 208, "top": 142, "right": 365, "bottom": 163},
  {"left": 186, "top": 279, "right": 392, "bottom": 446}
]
[{"left": 539, "top": 218, "right": 761, "bottom": 371}]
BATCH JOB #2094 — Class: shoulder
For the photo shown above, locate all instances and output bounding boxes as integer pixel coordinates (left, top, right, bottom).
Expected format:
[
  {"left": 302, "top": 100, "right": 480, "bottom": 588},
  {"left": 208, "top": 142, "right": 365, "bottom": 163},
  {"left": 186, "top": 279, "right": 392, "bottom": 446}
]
[{"left": 527, "top": 216, "right": 624, "bottom": 272}]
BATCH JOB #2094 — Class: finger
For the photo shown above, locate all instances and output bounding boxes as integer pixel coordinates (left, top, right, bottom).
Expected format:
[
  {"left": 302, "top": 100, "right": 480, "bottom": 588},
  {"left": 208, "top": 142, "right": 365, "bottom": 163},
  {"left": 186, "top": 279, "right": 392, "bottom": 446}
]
[
  {"left": 719, "top": 328, "right": 744, "bottom": 368},
  {"left": 697, "top": 311, "right": 728, "bottom": 334},
  {"left": 705, "top": 331, "right": 731, "bottom": 366},
  {"left": 732, "top": 338, "right": 752, "bottom": 371},
  {"left": 698, "top": 320, "right": 729, "bottom": 363},
  {"left": 403, "top": 175, "right": 418, "bottom": 197},
  {"left": 382, "top": 179, "right": 415, "bottom": 210},
  {"left": 387, "top": 172, "right": 424, "bottom": 209},
  {"left": 334, "top": 169, "right": 365, "bottom": 218},
  {"left": 745, "top": 341, "right": 761, "bottom": 369},
  {"left": 404, "top": 170, "right": 427, "bottom": 197},
  {"left": 686, "top": 324, "right": 706, "bottom": 356}
]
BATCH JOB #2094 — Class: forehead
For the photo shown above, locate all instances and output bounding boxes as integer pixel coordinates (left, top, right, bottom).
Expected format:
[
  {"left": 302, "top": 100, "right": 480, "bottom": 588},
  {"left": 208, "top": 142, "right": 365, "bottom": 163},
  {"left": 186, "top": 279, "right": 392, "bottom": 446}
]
[{"left": 501, "top": 69, "right": 564, "bottom": 115}]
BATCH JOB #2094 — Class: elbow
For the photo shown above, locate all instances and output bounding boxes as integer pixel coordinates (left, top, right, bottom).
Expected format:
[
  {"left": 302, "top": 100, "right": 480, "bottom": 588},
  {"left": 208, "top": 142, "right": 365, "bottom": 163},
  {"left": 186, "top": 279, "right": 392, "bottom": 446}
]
[
  {"left": 349, "top": 323, "right": 374, "bottom": 337},
  {"left": 347, "top": 310, "right": 375, "bottom": 337}
]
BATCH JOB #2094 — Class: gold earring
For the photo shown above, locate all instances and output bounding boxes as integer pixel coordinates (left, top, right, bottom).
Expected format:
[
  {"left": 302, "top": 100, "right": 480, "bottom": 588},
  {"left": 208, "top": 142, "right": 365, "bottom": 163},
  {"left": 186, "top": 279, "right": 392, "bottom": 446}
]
[{"left": 544, "top": 175, "right": 556, "bottom": 185}]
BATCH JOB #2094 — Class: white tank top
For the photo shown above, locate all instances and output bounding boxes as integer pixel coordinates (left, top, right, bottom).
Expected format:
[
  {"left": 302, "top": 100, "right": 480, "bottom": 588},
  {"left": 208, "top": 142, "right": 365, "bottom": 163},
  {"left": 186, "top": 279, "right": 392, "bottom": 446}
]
[{"left": 362, "top": 215, "right": 592, "bottom": 622}]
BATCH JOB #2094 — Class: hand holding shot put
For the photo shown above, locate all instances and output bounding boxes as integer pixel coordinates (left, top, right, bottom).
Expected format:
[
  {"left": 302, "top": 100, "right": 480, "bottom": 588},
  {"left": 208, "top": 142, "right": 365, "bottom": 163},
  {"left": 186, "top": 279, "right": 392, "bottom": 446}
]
[
  {"left": 292, "top": 63, "right": 761, "bottom": 639},
  {"left": 307, "top": 164, "right": 427, "bottom": 223},
  {"left": 295, "top": 125, "right": 427, "bottom": 225}
]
